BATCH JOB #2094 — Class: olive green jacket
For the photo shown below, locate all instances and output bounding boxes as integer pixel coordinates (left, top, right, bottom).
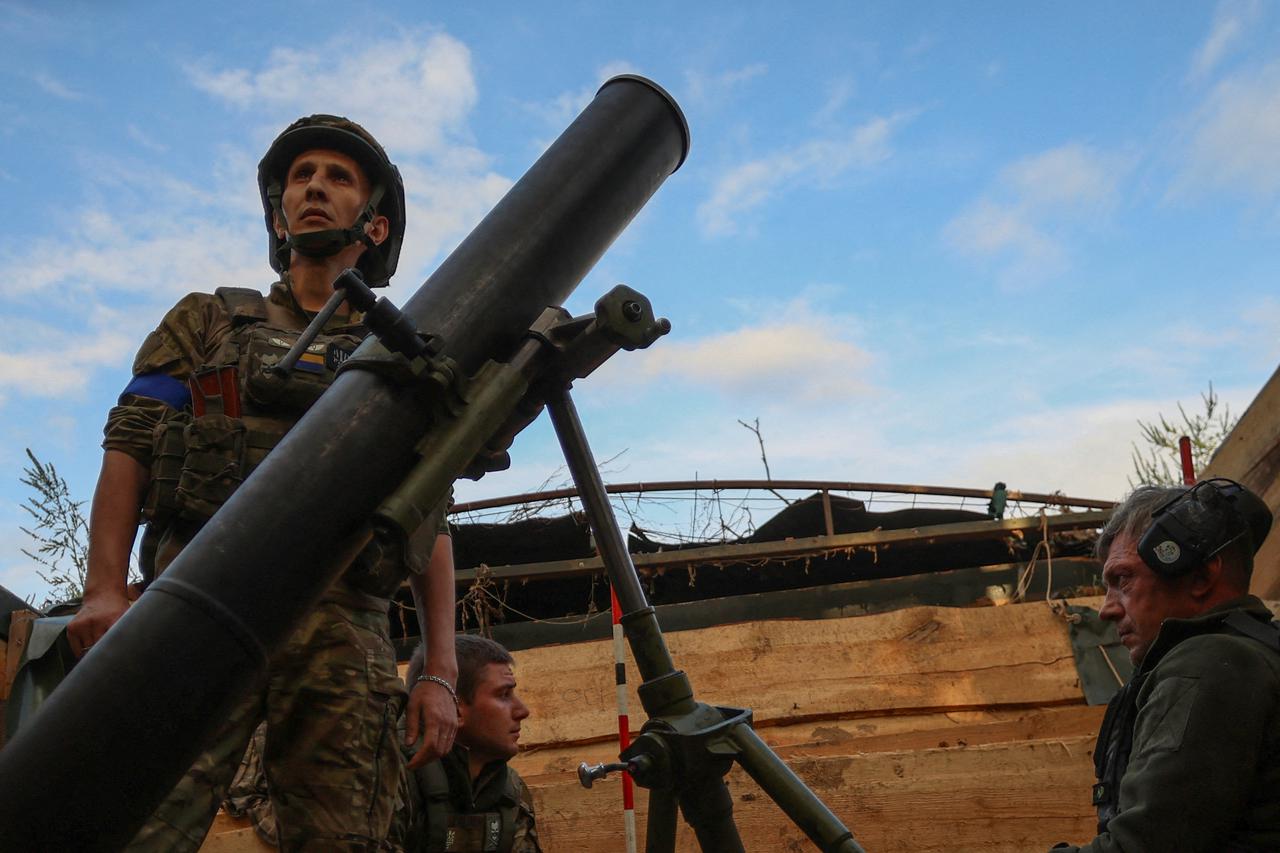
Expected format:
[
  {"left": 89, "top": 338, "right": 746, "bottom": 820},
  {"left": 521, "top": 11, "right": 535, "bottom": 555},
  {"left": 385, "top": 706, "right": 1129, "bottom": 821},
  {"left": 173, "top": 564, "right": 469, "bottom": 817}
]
[
  {"left": 1054, "top": 595, "right": 1280, "bottom": 852},
  {"left": 395, "top": 743, "right": 542, "bottom": 852}
]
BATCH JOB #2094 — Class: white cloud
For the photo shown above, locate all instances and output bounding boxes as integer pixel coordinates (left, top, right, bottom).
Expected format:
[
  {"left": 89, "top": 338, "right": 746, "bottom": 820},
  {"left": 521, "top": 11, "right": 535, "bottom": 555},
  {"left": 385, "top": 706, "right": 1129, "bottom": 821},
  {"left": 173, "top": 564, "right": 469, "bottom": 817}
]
[
  {"left": 0, "top": 30, "right": 513, "bottom": 413},
  {"left": 30, "top": 71, "right": 83, "bottom": 101},
  {"left": 698, "top": 111, "right": 910, "bottom": 236},
  {"left": 946, "top": 386, "right": 1259, "bottom": 500},
  {"left": 637, "top": 323, "right": 872, "bottom": 400},
  {"left": 1189, "top": 0, "right": 1261, "bottom": 81},
  {"left": 127, "top": 124, "right": 167, "bottom": 154},
  {"left": 943, "top": 143, "right": 1122, "bottom": 286},
  {"left": 0, "top": 324, "right": 136, "bottom": 399},
  {"left": 5, "top": 208, "right": 262, "bottom": 301},
  {"left": 606, "top": 299, "right": 874, "bottom": 403},
  {"left": 942, "top": 199, "right": 1065, "bottom": 281},
  {"left": 1173, "top": 60, "right": 1280, "bottom": 198},
  {"left": 684, "top": 63, "right": 768, "bottom": 107},
  {"left": 525, "top": 60, "right": 641, "bottom": 132},
  {"left": 386, "top": 163, "right": 513, "bottom": 292},
  {"left": 187, "top": 33, "right": 479, "bottom": 157},
  {"left": 904, "top": 34, "right": 939, "bottom": 59},
  {"left": 1000, "top": 145, "right": 1117, "bottom": 208},
  {"left": 814, "top": 76, "right": 857, "bottom": 126}
]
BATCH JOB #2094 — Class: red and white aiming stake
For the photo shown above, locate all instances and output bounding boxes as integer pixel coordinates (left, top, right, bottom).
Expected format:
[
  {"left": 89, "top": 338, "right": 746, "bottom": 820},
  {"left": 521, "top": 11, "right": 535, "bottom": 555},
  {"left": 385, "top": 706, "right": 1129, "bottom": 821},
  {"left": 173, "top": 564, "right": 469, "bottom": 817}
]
[{"left": 611, "top": 586, "right": 638, "bottom": 853}]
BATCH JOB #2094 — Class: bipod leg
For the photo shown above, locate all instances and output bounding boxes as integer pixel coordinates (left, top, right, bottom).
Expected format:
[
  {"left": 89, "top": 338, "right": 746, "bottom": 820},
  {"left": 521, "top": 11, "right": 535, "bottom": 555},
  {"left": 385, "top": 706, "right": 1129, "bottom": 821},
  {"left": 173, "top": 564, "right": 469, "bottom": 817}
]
[
  {"left": 680, "top": 774, "right": 745, "bottom": 853},
  {"left": 728, "top": 723, "right": 865, "bottom": 853},
  {"left": 548, "top": 390, "right": 745, "bottom": 853},
  {"left": 645, "top": 788, "right": 678, "bottom": 853}
]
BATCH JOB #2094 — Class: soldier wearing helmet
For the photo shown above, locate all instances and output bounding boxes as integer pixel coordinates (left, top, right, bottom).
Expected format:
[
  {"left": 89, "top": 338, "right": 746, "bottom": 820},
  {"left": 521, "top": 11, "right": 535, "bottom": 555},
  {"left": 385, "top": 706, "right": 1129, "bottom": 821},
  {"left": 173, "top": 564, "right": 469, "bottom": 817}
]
[{"left": 67, "top": 115, "right": 459, "bottom": 852}]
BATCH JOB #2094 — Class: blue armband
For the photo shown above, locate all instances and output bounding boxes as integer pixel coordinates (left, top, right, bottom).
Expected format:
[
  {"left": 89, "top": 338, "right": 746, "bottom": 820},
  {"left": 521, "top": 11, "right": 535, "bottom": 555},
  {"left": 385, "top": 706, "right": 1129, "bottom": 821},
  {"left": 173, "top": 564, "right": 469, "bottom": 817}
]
[{"left": 120, "top": 373, "right": 191, "bottom": 410}]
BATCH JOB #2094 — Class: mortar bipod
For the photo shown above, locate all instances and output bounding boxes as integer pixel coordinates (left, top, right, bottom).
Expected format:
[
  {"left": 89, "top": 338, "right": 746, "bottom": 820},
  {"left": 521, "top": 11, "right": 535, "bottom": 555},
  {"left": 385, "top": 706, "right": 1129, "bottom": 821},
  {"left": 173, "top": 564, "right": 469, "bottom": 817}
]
[{"left": 550, "top": 386, "right": 866, "bottom": 853}]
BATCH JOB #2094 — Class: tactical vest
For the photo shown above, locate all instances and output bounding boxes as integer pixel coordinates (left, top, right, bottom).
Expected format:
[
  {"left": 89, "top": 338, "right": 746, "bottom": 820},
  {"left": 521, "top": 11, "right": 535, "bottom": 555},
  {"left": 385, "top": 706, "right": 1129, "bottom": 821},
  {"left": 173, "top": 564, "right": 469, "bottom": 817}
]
[
  {"left": 140, "top": 287, "right": 408, "bottom": 594},
  {"left": 414, "top": 761, "right": 520, "bottom": 853},
  {"left": 1092, "top": 611, "right": 1280, "bottom": 834}
]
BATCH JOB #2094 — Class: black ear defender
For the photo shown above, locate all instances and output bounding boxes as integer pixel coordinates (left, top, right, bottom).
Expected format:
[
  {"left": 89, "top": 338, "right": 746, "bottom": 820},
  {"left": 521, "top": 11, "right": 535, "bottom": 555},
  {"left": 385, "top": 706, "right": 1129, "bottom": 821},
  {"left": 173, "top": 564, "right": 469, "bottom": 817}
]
[{"left": 1137, "top": 478, "right": 1274, "bottom": 577}]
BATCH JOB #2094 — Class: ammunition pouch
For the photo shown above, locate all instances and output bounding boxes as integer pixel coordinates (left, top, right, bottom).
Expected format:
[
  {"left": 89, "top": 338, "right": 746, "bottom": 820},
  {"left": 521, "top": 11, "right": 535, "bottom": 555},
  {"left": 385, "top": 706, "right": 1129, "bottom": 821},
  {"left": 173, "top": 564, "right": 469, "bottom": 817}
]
[
  {"left": 143, "top": 414, "right": 190, "bottom": 528},
  {"left": 175, "top": 413, "right": 246, "bottom": 520},
  {"left": 241, "top": 324, "right": 361, "bottom": 413},
  {"left": 140, "top": 287, "right": 433, "bottom": 594}
]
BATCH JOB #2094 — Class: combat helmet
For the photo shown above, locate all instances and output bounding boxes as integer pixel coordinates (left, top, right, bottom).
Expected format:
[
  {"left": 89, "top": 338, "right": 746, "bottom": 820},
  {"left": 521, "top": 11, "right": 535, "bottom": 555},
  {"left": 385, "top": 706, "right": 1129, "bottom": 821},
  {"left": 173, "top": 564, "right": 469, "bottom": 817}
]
[{"left": 258, "top": 114, "right": 406, "bottom": 285}]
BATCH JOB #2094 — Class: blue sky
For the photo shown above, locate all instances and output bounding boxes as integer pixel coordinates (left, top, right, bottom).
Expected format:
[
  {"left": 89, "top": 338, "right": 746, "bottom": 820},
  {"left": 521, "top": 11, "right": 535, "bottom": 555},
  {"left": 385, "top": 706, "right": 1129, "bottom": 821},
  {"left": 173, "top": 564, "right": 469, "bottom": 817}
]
[{"left": 3, "top": 1, "right": 1279, "bottom": 602}]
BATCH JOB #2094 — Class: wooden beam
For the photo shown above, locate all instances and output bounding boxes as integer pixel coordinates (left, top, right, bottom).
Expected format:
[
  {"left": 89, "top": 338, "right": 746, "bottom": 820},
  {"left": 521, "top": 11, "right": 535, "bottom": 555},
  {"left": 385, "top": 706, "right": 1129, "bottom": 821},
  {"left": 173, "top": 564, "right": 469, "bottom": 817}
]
[
  {"left": 444, "top": 558, "right": 1101, "bottom": 654},
  {"left": 525, "top": 734, "right": 1100, "bottom": 852},
  {"left": 1203, "top": 363, "right": 1280, "bottom": 597},
  {"left": 512, "top": 705, "right": 1105, "bottom": 779},
  {"left": 450, "top": 479, "right": 1116, "bottom": 515},
  {"left": 509, "top": 599, "right": 1091, "bottom": 750},
  {"left": 2, "top": 610, "right": 36, "bottom": 703},
  {"left": 454, "top": 510, "right": 1112, "bottom": 584}
]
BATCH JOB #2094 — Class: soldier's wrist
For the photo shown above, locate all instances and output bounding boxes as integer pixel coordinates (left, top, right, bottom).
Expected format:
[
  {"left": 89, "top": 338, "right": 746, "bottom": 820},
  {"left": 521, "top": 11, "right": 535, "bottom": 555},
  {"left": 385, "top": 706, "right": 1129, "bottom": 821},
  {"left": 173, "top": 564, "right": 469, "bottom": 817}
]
[
  {"left": 81, "top": 578, "right": 130, "bottom": 603},
  {"left": 415, "top": 674, "right": 460, "bottom": 711},
  {"left": 424, "top": 653, "right": 458, "bottom": 682}
]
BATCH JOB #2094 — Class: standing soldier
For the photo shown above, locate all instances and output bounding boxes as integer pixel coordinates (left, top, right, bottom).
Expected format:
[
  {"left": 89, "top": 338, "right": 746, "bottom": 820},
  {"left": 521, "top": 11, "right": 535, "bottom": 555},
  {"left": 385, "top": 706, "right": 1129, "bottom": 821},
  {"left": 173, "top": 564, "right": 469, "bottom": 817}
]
[{"left": 67, "top": 115, "right": 460, "bottom": 852}]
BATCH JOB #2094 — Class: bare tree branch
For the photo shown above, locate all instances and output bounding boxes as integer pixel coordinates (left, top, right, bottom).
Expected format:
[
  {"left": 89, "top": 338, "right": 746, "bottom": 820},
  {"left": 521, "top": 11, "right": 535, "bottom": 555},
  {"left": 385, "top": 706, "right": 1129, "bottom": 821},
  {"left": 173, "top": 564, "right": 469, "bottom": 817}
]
[
  {"left": 1129, "top": 383, "right": 1238, "bottom": 487},
  {"left": 738, "top": 418, "right": 792, "bottom": 505}
]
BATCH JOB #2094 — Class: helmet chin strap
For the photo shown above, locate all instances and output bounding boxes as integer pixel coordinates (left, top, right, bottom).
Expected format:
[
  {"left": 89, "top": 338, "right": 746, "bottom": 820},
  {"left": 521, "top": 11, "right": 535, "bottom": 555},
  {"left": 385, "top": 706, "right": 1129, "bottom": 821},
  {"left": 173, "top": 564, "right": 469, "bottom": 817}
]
[{"left": 271, "top": 184, "right": 386, "bottom": 268}]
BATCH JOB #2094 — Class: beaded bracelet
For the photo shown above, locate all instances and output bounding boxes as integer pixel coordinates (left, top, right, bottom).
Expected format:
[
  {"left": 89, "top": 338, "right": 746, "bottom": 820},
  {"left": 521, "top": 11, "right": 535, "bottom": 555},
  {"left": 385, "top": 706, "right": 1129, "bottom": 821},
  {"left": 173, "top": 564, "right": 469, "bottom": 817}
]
[{"left": 415, "top": 674, "right": 460, "bottom": 710}]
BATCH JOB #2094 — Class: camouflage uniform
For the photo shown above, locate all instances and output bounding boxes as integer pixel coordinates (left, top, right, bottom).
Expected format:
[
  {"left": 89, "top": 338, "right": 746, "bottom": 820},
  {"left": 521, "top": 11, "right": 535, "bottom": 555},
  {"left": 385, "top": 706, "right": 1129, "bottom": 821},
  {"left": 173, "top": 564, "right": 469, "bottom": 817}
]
[
  {"left": 392, "top": 741, "right": 542, "bottom": 853},
  {"left": 108, "top": 281, "right": 446, "bottom": 852}
]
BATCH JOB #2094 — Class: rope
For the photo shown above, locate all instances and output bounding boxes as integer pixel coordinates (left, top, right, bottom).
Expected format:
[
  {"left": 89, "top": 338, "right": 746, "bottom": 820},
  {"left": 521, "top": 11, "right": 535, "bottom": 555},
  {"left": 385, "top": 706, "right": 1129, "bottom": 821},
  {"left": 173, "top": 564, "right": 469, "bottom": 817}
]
[
  {"left": 458, "top": 565, "right": 503, "bottom": 635},
  {"left": 1097, "top": 644, "right": 1125, "bottom": 687},
  {"left": 1014, "top": 509, "right": 1055, "bottom": 602},
  {"left": 467, "top": 581, "right": 608, "bottom": 627}
]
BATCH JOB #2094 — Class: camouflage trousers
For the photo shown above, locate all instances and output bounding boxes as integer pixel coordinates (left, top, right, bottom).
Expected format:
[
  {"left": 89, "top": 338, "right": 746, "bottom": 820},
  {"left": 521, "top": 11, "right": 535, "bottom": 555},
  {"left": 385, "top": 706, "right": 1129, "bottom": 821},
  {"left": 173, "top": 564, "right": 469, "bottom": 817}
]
[{"left": 127, "top": 596, "right": 406, "bottom": 852}]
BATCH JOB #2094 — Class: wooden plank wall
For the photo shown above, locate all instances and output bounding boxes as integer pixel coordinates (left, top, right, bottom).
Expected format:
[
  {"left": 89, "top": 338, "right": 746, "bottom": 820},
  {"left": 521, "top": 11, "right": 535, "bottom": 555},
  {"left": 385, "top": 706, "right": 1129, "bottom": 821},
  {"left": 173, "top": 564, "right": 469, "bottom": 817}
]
[
  {"left": 200, "top": 599, "right": 1108, "bottom": 852},
  {"left": 1203, "top": 363, "right": 1280, "bottom": 598},
  {"left": 509, "top": 599, "right": 1107, "bottom": 852}
]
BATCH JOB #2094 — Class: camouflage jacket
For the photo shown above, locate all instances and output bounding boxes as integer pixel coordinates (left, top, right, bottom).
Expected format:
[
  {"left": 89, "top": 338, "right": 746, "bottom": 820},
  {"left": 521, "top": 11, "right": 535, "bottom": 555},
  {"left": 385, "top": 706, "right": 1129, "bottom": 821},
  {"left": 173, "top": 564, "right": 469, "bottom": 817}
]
[
  {"left": 104, "top": 280, "right": 342, "bottom": 464},
  {"left": 105, "top": 280, "right": 448, "bottom": 595}
]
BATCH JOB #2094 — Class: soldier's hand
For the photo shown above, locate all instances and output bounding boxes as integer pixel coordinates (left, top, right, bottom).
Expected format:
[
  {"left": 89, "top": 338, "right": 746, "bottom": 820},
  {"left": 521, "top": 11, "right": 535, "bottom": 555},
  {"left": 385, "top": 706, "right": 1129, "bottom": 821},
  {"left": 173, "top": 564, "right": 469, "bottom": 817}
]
[
  {"left": 405, "top": 678, "right": 460, "bottom": 769},
  {"left": 67, "top": 589, "right": 131, "bottom": 657}
]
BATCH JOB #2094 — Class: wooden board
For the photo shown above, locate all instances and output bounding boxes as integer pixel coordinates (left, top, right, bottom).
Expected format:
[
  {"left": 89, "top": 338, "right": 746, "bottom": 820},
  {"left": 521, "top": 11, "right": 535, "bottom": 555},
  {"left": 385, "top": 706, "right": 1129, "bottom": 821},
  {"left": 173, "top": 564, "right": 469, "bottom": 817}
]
[
  {"left": 2, "top": 610, "right": 37, "bottom": 702},
  {"left": 512, "top": 705, "right": 1106, "bottom": 780},
  {"left": 528, "top": 734, "right": 1100, "bottom": 852},
  {"left": 1203, "top": 363, "right": 1280, "bottom": 597},
  {"left": 511, "top": 600, "right": 1087, "bottom": 749},
  {"left": 206, "top": 600, "right": 1107, "bottom": 851},
  {"left": 201, "top": 813, "right": 273, "bottom": 852}
]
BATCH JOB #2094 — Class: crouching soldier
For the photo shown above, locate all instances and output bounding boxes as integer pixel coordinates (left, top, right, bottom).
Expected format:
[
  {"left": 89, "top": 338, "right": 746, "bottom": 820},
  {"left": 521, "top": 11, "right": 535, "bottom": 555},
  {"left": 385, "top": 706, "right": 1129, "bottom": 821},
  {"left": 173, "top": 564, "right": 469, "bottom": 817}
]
[{"left": 397, "top": 635, "right": 542, "bottom": 852}]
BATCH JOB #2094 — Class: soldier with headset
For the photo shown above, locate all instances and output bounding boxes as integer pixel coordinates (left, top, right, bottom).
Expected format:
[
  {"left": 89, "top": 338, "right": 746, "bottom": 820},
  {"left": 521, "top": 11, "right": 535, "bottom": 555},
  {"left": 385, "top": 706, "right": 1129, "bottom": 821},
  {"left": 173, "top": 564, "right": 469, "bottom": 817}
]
[
  {"left": 67, "top": 115, "right": 460, "bottom": 851},
  {"left": 1051, "top": 478, "right": 1280, "bottom": 852}
]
